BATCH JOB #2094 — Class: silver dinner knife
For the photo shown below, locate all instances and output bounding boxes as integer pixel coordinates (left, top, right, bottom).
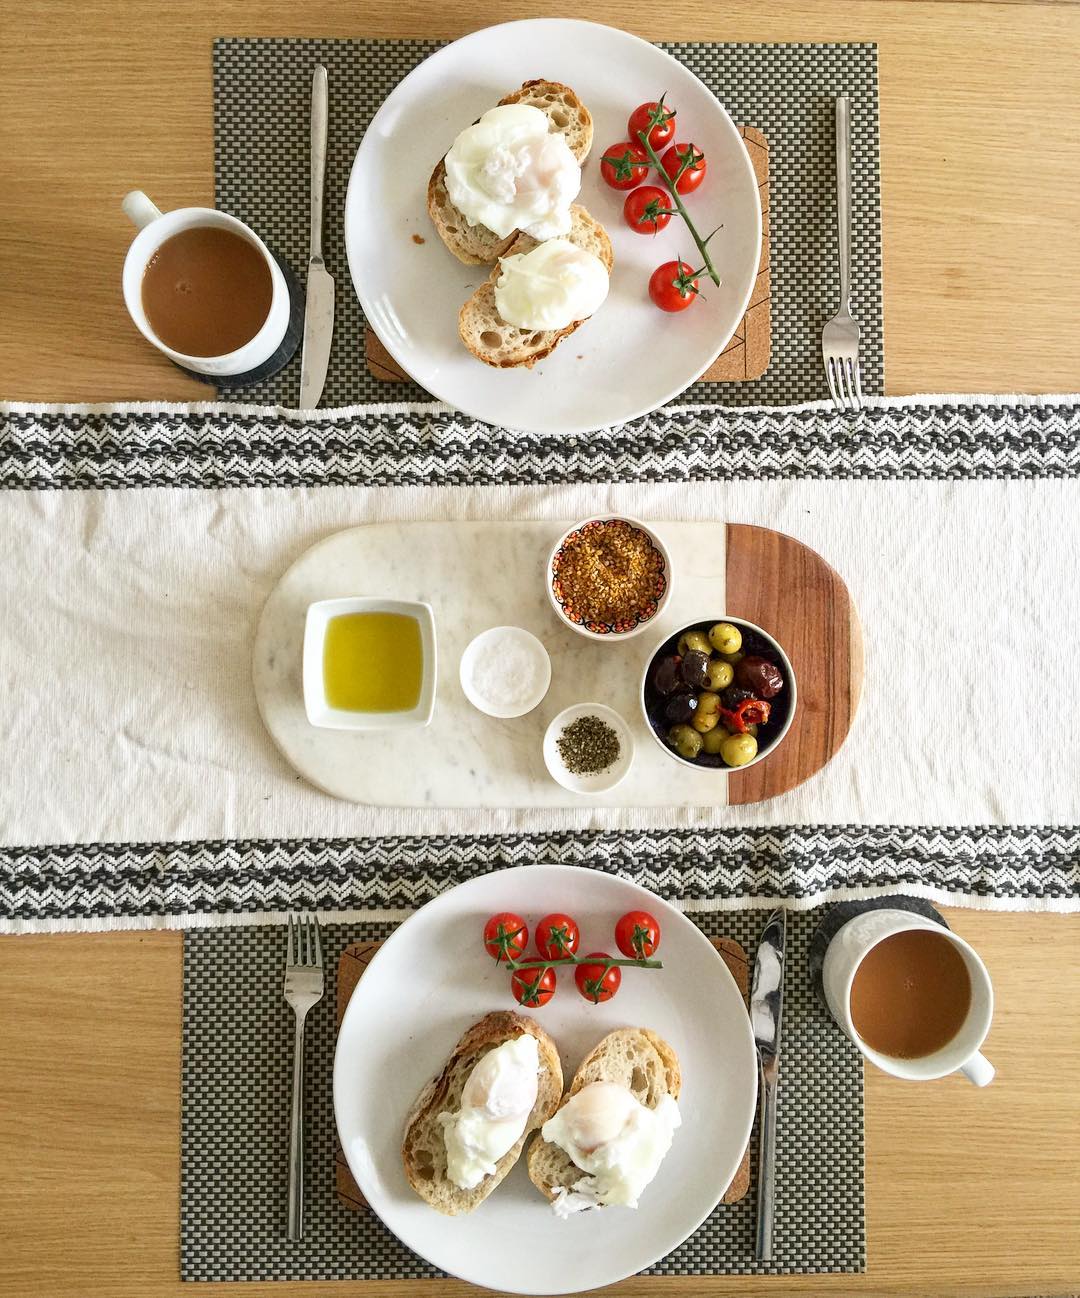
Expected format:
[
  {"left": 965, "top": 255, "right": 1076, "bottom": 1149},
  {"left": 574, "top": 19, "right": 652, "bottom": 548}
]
[
  {"left": 299, "top": 64, "right": 334, "bottom": 409},
  {"left": 751, "top": 907, "right": 787, "bottom": 1262}
]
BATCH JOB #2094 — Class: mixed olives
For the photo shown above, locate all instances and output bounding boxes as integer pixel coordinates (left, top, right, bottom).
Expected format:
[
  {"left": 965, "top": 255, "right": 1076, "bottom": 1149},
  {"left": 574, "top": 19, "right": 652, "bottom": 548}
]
[{"left": 643, "top": 620, "right": 791, "bottom": 769}]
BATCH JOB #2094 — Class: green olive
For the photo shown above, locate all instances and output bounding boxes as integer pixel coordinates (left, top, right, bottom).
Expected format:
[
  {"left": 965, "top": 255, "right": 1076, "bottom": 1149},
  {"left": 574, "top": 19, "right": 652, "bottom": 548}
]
[
  {"left": 704, "top": 658, "right": 734, "bottom": 691},
  {"left": 667, "top": 724, "right": 703, "bottom": 760},
  {"left": 692, "top": 692, "right": 722, "bottom": 733},
  {"left": 746, "top": 722, "right": 759, "bottom": 737},
  {"left": 708, "top": 622, "right": 743, "bottom": 655},
  {"left": 700, "top": 726, "right": 729, "bottom": 755},
  {"left": 719, "top": 649, "right": 745, "bottom": 666},
  {"left": 678, "top": 629, "right": 711, "bottom": 657},
  {"left": 720, "top": 731, "right": 758, "bottom": 767}
]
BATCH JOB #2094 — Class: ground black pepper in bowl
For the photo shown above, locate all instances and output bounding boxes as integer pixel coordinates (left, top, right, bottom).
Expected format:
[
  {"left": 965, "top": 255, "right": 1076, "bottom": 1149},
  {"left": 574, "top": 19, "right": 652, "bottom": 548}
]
[{"left": 556, "top": 713, "right": 621, "bottom": 776}]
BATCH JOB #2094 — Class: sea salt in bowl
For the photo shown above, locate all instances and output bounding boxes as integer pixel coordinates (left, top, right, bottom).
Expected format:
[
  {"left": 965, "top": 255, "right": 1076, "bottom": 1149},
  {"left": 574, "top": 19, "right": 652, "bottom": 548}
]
[
  {"left": 459, "top": 626, "right": 552, "bottom": 719},
  {"left": 547, "top": 517, "right": 672, "bottom": 641}
]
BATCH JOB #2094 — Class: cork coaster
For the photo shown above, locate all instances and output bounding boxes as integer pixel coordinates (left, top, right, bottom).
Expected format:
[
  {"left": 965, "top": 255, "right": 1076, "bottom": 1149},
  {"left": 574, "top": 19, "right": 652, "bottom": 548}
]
[
  {"left": 364, "top": 126, "right": 770, "bottom": 387},
  {"left": 334, "top": 936, "right": 752, "bottom": 1212}
]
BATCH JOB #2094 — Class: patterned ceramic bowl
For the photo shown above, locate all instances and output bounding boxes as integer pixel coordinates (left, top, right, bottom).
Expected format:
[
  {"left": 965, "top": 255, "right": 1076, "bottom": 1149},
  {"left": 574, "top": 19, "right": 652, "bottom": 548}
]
[{"left": 546, "top": 517, "right": 672, "bottom": 641}]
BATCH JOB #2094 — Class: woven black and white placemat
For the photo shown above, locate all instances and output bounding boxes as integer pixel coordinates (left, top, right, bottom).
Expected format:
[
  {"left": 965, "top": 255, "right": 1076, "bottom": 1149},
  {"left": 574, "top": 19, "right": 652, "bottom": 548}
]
[
  {"left": 181, "top": 908, "right": 863, "bottom": 1281},
  {"left": 212, "top": 36, "right": 882, "bottom": 409}
]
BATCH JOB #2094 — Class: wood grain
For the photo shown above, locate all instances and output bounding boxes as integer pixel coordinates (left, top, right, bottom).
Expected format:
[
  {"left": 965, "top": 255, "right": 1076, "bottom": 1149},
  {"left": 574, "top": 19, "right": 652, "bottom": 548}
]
[
  {"left": 365, "top": 125, "right": 770, "bottom": 386},
  {"left": 332, "top": 937, "right": 750, "bottom": 1213},
  {"left": 726, "top": 523, "right": 863, "bottom": 806},
  {"left": 1, "top": 910, "right": 1077, "bottom": 1296}
]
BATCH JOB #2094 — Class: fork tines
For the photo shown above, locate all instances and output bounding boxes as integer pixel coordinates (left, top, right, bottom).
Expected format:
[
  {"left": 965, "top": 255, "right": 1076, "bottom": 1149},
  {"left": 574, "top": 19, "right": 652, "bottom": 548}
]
[
  {"left": 286, "top": 912, "right": 324, "bottom": 968},
  {"left": 826, "top": 355, "right": 863, "bottom": 412}
]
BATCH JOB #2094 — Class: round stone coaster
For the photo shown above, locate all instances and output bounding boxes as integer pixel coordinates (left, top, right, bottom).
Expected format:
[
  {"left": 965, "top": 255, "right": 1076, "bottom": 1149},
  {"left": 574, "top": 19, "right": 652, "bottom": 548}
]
[
  {"left": 173, "top": 249, "right": 304, "bottom": 392},
  {"left": 808, "top": 894, "right": 949, "bottom": 1008}
]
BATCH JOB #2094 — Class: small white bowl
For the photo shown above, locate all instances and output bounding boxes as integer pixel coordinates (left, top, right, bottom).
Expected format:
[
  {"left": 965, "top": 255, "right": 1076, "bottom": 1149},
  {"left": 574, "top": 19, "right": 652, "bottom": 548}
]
[
  {"left": 543, "top": 703, "right": 635, "bottom": 794},
  {"left": 640, "top": 616, "right": 797, "bottom": 772},
  {"left": 302, "top": 597, "right": 437, "bottom": 730},
  {"left": 546, "top": 517, "right": 673, "bottom": 642},
  {"left": 459, "top": 626, "right": 552, "bottom": 719}
]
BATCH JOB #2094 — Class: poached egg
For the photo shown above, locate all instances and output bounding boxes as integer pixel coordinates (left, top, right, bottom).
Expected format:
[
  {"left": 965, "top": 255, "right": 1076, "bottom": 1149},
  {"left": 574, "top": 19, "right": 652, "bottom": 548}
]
[
  {"left": 541, "top": 1080, "right": 681, "bottom": 1217},
  {"left": 444, "top": 104, "right": 581, "bottom": 241},
  {"left": 494, "top": 238, "right": 609, "bottom": 332},
  {"left": 437, "top": 1033, "right": 540, "bottom": 1190}
]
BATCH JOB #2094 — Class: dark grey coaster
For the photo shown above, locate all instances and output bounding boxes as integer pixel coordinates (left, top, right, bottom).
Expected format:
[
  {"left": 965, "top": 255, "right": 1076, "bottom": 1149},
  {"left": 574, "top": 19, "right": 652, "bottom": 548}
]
[
  {"left": 807, "top": 895, "right": 949, "bottom": 1008},
  {"left": 181, "top": 908, "right": 864, "bottom": 1281},
  {"left": 213, "top": 37, "right": 882, "bottom": 411},
  {"left": 173, "top": 249, "right": 304, "bottom": 391}
]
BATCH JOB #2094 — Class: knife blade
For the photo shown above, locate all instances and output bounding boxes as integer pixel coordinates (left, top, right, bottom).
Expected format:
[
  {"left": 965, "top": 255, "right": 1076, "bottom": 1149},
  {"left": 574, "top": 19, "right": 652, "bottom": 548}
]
[
  {"left": 299, "top": 64, "right": 334, "bottom": 409},
  {"left": 750, "top": 907, "right": 787, "bottom": 1262}
]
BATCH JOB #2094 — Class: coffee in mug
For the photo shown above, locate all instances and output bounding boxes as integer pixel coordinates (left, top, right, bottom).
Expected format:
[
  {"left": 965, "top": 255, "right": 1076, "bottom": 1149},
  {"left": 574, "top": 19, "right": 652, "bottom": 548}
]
[
  {"left": 121, "top": 190, "right": 290, "bottom": 378},
  {"left": 822, "top": 909, "right": 995, "bottom": 1086}
]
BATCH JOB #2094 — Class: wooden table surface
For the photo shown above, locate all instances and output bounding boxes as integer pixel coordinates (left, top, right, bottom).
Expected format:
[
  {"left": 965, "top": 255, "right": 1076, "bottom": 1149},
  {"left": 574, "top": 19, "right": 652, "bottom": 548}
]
[{"left": 1, "top": 2, "right": 1078, "bottom": 1297}]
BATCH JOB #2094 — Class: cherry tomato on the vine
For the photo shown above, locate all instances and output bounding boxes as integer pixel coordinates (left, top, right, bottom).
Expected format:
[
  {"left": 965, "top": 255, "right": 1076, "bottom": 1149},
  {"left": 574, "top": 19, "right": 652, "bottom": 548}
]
[
  {"left": 575, "top": 953, "right": 622, "bottom": 1004},
  {"left": 623, "top": 185, "right": 675, "bottom": 236},
  {"left": 628, "top": 99, "right": 676, "bottom": 151},
  {"left": 661, "top": 142, "right": 707, "bottom": 194},
  {"left": 511, "top": 965, "right": 556, "bottom": 1008},
  {"left": 535, "top": 913, "right": 581, "bottom": 960},
  {"left": 649, "top": 260, "right": 700, "bottom": 313},
  {"left": 600, "top": 141, "right": 650, "bottom": 190},
  {"left": 615, "top": 910, "right": 662, "bottom": 959},
  {"left": 483, "top": 912, "right": 528, "bottom": 964}
]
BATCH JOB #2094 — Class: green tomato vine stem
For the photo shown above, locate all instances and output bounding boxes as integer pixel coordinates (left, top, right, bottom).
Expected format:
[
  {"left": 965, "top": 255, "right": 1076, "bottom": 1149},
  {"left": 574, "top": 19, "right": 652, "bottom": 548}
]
[
  {"left": 504, "top": 954, "right": 663, "bottom": 972},
  {"left": 636, "top": 130, "right": 722, "bottom": 287}
]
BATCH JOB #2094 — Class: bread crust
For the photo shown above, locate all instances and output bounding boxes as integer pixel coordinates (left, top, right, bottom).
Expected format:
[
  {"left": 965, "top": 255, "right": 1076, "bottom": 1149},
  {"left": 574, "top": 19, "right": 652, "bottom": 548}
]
[{"left": 401, "top": 1010, "right": 563, "bottom": 1215}]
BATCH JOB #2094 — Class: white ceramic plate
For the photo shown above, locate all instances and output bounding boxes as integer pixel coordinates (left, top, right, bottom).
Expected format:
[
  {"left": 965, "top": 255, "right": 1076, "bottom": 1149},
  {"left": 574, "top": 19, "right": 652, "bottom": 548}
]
[
  {"left": 333, "top": 864, "right": 757, "bottom": 1294},
  {"left": 345, "top": 19, "right": 762, "bottom": 436}
]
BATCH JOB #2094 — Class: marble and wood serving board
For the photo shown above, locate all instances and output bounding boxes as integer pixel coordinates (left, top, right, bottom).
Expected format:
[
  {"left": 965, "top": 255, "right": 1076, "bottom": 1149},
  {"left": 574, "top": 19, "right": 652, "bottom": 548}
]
[
  {"left": 253, "top": 521, "right": 861, "bottom": 808},
  {"left": 333, "top": 936, "right": 751, "bottom": 1213}
]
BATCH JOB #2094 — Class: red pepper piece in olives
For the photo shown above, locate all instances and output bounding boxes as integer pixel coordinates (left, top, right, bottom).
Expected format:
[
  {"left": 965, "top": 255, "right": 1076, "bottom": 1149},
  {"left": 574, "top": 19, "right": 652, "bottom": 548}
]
[
  {"left": 680, "top": 649, "right": 711, "bottom": 689},
  {"left": 664, "top": 693, "right": 698, "bottom": 725},
  {"left": 735, "top": 655, "right": 785, "bottom": 699},
  {"left": 652, "top": 655, "right": 683, "bottom": 696}
]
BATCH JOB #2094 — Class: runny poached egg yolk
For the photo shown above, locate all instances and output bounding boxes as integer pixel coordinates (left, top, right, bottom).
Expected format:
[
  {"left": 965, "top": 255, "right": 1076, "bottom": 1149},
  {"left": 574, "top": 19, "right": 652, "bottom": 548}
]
[{"left": 437, "top": 1034, "right": 540, "bottom": 1190}]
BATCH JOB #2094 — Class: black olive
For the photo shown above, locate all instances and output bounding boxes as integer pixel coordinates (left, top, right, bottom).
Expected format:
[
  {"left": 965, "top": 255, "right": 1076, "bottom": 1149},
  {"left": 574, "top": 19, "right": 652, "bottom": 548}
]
[
  {"left": 735, "top": 655, "right": 785, "bottom": 699},
  {"left": 664, "top": 693, "right": 698, "bottom": 725},
  {"left": 652, "top": 654, "right": 683, "bottom": 696},
  {"left": 680, "top": 649, "right": 710, "bottom": 690},
  {"left": 720, "top": 685, "right": 755, "bottom": 710}
]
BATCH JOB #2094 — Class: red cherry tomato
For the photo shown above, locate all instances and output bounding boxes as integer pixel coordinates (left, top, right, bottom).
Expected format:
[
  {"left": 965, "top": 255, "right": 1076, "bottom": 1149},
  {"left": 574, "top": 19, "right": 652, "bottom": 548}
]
[
  {"left": 615, "top": 910, "right": 662, "bottom": 959},
  {"left": 627, "top": 99, "right": 676, "bottom": 150},
  {"left": 649, "top": 260, "right": 700, "bottom": 313},
  {"left": 535, "top": 913, "right": 580, "bottom": 960},
  {"left": 511, "top": 965, "right": 556, "bottom": 1008},
  {"left": 661, "top": 142, "right": 707, "bottom": 194},
  {"left": 599, "top": 141, "right": 650, "bottom": 190},
  {"left": 623, "top": 185, "right": 675, "bottom": 236},
  {"left": 575, "top": 953, "right": 622, "bottom": 1004},
  {"left": 483, "top": 912, "right": 528, "bottom": 965}
]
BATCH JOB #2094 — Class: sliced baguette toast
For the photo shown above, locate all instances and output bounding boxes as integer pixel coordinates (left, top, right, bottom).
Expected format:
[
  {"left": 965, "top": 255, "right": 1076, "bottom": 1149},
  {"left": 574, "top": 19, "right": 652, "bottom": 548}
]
[
  {"left": 527, "top": 1028, "right": 681, "bottom": 1205},
  {"left": 458, "top": 203, "right": 614, "bottom": 369},
  {"left": 402, "top": 1010, "right": 563, "bottom": 1216},
  {"left": 428, "top": 79, "right": 594, "bottom": 266}
]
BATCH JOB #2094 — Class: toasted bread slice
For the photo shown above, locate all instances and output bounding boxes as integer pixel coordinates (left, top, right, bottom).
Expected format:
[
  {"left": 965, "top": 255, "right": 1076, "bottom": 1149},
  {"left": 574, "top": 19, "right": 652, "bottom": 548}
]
[
  {"left": 527, "top": 1028, "right": 681, "bottom": 1205},
  {"left": 427, "top": 80, "right": 594, "bottom": 265},
  {"left": 402, "top": 1011, "right": 563, "bottom": 1216},
  {"left": 458, "top": 203, "right": 613, "bottom": 370}
]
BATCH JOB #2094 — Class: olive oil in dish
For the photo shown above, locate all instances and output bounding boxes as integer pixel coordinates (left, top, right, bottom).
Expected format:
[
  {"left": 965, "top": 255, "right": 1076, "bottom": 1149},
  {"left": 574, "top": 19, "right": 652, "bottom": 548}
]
[{"left": 322, "top": 612, "right": 423, "bottom": 713}]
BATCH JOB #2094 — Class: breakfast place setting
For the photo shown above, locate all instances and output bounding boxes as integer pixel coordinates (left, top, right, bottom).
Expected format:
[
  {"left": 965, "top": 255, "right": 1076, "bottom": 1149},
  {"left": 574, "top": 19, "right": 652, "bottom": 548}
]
[{"left": 1, "top": 5, "right": 1078, "bottom": 1297}]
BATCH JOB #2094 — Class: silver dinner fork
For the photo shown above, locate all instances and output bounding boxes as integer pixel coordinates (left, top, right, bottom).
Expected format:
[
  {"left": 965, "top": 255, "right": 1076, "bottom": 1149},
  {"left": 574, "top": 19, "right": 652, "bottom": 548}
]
[
  {"left": 822, "top": 97, "right": 863, "bottom": 411},
  {"left": 284, "top": 912, "right": 324, "bottom": 1241}
]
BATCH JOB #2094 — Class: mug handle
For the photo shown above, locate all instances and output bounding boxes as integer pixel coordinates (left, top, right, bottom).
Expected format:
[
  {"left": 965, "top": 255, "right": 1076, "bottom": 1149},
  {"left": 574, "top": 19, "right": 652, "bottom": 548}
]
[
  {"left": 960, "top": 1051, "right": 995, "bottom": 1087},
  {"left": 122, "top": 190, "right": 163, "bottom": 230}
]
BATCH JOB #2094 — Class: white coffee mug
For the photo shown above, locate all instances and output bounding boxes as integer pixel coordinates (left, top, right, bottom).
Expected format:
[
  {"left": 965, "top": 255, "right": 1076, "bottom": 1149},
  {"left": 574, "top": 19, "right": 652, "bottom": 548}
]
[
  {"left": 121, "top": 190, "right": 290, "bottom": 377},
  {"left": 822, "top": 909, "right": 995, "bottom": 1086}
]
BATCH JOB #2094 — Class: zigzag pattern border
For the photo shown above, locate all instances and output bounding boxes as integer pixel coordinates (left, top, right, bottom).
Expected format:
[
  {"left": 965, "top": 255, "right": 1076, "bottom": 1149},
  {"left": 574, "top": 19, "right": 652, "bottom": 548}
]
[
  {"left": 3, "top": 398, "right": 1080, "bottom": 489},
  {"left": 2, "top": 825, "right": 1076, "bottom": 921}
]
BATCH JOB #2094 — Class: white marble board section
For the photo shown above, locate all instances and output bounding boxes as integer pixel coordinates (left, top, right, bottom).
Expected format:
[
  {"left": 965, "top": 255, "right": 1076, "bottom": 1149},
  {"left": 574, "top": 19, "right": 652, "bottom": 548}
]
[{"left": 253, "top": 521, "right": 728, "bottom": 808}]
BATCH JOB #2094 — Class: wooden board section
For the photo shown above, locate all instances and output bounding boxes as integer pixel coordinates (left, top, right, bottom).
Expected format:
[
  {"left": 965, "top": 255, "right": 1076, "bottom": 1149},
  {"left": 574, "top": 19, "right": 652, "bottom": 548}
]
[
  {"left": 726, "top": 523, "right": 864, "bottom": 806},
  {"left": 365, "top": 126, "right": 770, "bottom": 387},
  {"left": 334, "top": 937, "right": 751, "bottom": 1212}
]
